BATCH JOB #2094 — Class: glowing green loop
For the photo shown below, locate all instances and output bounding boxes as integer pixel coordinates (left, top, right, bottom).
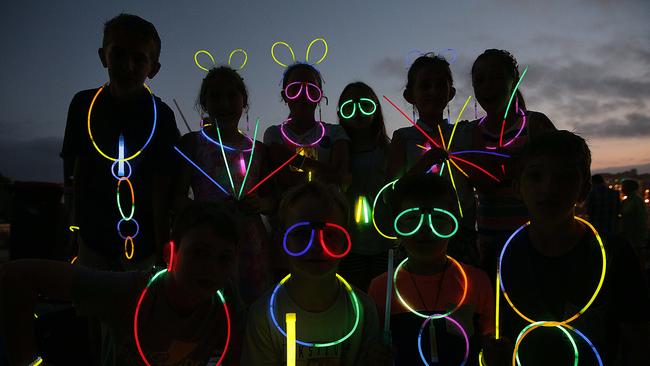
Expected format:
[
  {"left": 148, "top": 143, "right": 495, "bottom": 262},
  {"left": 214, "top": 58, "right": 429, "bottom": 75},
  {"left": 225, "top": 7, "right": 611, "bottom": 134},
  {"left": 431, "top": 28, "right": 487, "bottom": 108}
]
[
  {"left": 393, "top": 207, "right": 459, "bottom": 238},
  {"left": 394, "top": 208, "right": 424, "bottom": 236},
  {"left": 358, "top": 98, "right": 377, "bottom": 116},
  {"left": 339, "top": 99, "right": 356, "bottom": 119},
  {"left": 428, "top": 208, "right": 459, "bottom": 238},
  {"left": 116, "top": 177, "right": 135, "bottom": 221}
]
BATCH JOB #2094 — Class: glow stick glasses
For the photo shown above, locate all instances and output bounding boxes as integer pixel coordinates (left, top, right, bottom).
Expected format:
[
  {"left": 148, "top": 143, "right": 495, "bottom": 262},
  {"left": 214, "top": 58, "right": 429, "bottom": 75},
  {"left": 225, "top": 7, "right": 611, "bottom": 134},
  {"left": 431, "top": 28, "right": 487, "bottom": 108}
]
[
  {"left": 339, "top": 98, "right": 377, "bottom": 119},
  {"left": 284, "top": 81, "right": 322, "bottom": 103},
  {"left": 282, "top": 221, "right": 352, "bottom": 258},
  {"left": 393, "top": 207, "right": 459, "bottom": 238}
]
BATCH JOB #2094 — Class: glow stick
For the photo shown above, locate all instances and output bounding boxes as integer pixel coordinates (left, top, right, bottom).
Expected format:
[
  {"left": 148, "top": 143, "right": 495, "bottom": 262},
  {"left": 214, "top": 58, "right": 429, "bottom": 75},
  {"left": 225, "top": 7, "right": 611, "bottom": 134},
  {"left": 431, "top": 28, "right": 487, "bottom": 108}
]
[
  {"left": 305, "top": 38, "right": 328, "bottom": 65},
  {"left": 383, "top": 248, "right": 394, "bottom": 345},
  {"left": 238, "top": 119, "right": 259, "bottom": 198},
  {"left": 418, "top": 315, "right": 469, "bottom": 366},
  {"left": 449, "top": 159, "right": 469, "bottom": 178},
  {"left": 174, "top": 146, "right": 230, "bottom": 196},
  {"left": 118, "top": 134, "right": 125, "bottom": 177},
  {"left": 194, "top": 50, "right": 216, "bottom": 72},
  {"left": 271, "top": 41, "right": 296, "bottom": 68},
  {"left": 383, "top": 95, "right": 440, "bottom": 148},
  {"left": 228, "top": 49, "right": 248, "bottom": 70},
  {"left": 246, "top": 151, "right": 300, "bottom": 195},
  {"left": 286, "top": 313, "right": 296, "bottom": 366},
  {"left": 450, "top": 155, "right": 501, "bottom": 182},
  {"left": 447, "top": 96, "right": 472, "bottom": 150},
  {"left": 172, "top": 98, "right": 192, "bottom": 133},
  {"left": 69, "top": 226, "right": 79, "bottom": 232}
]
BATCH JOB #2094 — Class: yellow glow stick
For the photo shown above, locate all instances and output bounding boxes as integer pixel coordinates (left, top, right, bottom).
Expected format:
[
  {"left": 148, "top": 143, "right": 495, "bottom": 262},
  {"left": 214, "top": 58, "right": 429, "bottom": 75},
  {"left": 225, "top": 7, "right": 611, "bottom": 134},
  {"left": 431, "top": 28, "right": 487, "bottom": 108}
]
[
  {"left": 437, "top": 125, "right": 447, "bottom": 151},
  {"left": 286, "top": 313, "right": 296, "bottom": 366},
  {"left": 447, "top": 95, "right": 472, "bottom": 150},
  {"left": 306, "top": 38, "right": 328, "bottom": 65}
]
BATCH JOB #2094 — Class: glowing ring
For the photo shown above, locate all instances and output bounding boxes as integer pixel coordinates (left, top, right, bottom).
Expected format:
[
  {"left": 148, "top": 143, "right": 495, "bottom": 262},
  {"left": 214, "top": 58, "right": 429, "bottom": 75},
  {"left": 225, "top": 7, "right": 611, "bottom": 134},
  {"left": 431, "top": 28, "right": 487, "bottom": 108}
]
[
  {"left": 228, "top": 48, "right": 248, "bottom": 70},
  {"left": 269, "top": 273, "right": 360, "bottom": 347},
  {"left": 284, "top": 82, "right": 322, "bottom": 103},
  {"left": 417, "top": 315, "right": 469, "bottom": 366},
  {"left": 372, "top": 180, "right": 398, "bottom": 240},
  {"left": 111, "top": 159, "right": 132, "bottom": 179},
  {"left": 306, "top": 38, "right": 328, "bottom": 65},
  {"left": 134, "top": 269, "right": 231, "bottom": 366},
  {"left": 339, "top": 99, "right": 356, "bottom": 119},
  {"left": 279, "top": 118, "right": 325, "bottom": 147},
  {"left": 117, "top": 218, "right": 140, "bottom": 240},
  {"left": 339, "top": 98, "right": 377, "bottom": 119},
  {"left": 194, "top": 50, "right": 216, "bottom": 72},
  {"left": 498, "top": 217, "right": 606, "bottom": 325},
  {"left": 318, "top": 222, "right": 352, "bottom": 258},
  {"left": 394, "top": 256, "right": 468, "bottom": 319},
  {"left": 393, "top": 208, "right": 459, "bottom": 238},
  {"left": 358, "top": 98, "right": 377, "bottom": 115},
  {"left": 124, "top": 236, "right": 135, "bottom": 259},
  {"left": 28, "top": 357, "right": 43, "bottom": 366},
  {"left": 271, "top": 41, "right": 296, "bottom": 68},
  {"left": 513, "top": 321, "right": 578, "bottom": 366},
  {"left": 394, "top": 208, "right": 424, "bottom": 236},
  {"left": 428, "top": 209, "right": 459, "bottom": 238},
  {"left": 283, "top": 221, "right": 315, "bottom": 256},
  {"left": 87, "top": 84, "right": 157, "bottom": 161},
  {"left": 116, "top": 177, "right": 135, "bottom": 221}
]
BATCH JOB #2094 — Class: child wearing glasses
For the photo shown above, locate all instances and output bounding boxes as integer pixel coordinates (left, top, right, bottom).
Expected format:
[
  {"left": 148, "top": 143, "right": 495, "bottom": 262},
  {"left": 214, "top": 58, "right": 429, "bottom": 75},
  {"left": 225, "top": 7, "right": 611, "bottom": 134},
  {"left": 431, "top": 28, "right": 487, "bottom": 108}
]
[
  {"left": 368, "top": 174, "right": 494, "bottom": 365},
  {"left": 263, "top": 63, "right": 351, "bottom": 189},
  {"left": 241, "top": 181, "right": 382, "bottom": 365},
  {"left": 336, "top": 82, "right": 393, "bottom": 291}
]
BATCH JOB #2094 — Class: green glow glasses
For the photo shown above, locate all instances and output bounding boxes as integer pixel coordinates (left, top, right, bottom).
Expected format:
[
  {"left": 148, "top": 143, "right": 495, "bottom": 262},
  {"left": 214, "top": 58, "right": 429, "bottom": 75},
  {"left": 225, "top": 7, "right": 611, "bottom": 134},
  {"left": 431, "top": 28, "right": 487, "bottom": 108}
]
[
  {"left": 338, "top": 98, "right": 377, "bottom": 119},
  {"left": 393, "top": 207, "right": 459, "bottom": 238}
]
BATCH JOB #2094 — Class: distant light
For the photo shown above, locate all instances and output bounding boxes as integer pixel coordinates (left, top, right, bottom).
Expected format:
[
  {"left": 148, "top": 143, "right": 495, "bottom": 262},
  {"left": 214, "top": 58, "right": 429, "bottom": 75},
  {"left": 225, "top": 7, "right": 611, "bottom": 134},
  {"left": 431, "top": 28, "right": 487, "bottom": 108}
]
[{"left": 645, "top": 199, "right": 649, "bottom": 204}]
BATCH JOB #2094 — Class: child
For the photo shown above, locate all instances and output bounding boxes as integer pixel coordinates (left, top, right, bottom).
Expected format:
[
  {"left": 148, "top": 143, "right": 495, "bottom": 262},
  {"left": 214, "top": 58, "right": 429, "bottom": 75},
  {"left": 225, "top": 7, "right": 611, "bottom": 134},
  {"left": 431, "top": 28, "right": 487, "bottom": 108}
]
[
  {"left": 0, "top": 202, "right": 243, "bottom": 366},
  {"left": 241, "top": 181, "right": 381, "bottom": 365},
  {"left": 60, "top": 13, "right": 180, "bottom": 269},
  {"left": 387, "top": 54, "right": 479, "bottom": 266},
  {"left": 336, "top": 82, "right": 393, "bottom": 291},
  {"left": 368, "top": 174, "right": 494, "bottom": 365},
  {"left": 467, "top": 49, "right": 555, "bottom": 279},
  {"left": 174, "top": 66, "right": 274, "bottom": 305},
  {"left": 263, "top": 63, "right": 350, "bottom": 189},
  {"left": 487, "top": 130, "right": 649, "bottom": 365}
]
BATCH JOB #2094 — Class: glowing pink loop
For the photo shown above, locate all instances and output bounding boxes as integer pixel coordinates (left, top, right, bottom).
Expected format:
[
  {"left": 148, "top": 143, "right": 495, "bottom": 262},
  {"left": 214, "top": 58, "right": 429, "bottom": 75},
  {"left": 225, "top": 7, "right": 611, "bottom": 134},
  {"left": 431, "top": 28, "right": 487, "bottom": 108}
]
[
  {"left": 319, "top": 222, "right": 352, "bottom": 258},
  {"left": 479, "top": 107, "right": 527, "bottom": 149},
  {"left": 450, "top": 155, "right": 501, "bottom": 183},
  {"left": 284, "top": 81, "right": 322, "bottom": 103},
  {"left": 279, "top": 118, "right": 326, "bottom": 147}
]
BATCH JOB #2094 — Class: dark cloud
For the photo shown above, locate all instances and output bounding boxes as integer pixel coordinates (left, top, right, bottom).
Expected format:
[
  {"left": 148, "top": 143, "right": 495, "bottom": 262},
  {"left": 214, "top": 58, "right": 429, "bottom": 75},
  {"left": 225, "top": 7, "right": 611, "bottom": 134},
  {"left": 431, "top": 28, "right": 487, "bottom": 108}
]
[
  {"left": 572, "top": 112, "right": 650, "bottom": 137},
  {"left": 0, "top": 137, "right": 62, "bottom": 183},
  {"left": 371, "top": 56, "right": 406, "bottom": 79}
]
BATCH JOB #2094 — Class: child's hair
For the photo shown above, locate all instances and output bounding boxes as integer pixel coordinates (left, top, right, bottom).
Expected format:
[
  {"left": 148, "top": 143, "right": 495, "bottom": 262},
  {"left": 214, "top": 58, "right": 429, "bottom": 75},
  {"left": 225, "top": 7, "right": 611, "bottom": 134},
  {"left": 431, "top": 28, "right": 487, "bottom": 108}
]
[
  {"left": 405, "top": 54, "right": 454, "bottom": 95},
  {"left": 171, "top": 201, "right": 240, "bottom": 247},
  {"left": 514, "top": 130, "right": 591, "bottom": 181},
  {"left": 277, "top": 181, "right": 349, "bottom": 227},
  {"left": 103, "top": 13, "right": 161, "bottom": 62},
  {"left": 622, "top": 179, "right": 639, "bottom": 194},
  {"left": 472, "top": 49, "right": 527, "bottom": 110},
  {"left": 197, "top": 66, "right": 249, "bottom": 115},
  {"left": 337, "top": 82, "right": 390, "bottom": 149},
  {"left": 388, "top": 174, "right": 458, "bottom": 217},
  {"left": 282, "top": 62, "right": 324, "bottom": 89}
]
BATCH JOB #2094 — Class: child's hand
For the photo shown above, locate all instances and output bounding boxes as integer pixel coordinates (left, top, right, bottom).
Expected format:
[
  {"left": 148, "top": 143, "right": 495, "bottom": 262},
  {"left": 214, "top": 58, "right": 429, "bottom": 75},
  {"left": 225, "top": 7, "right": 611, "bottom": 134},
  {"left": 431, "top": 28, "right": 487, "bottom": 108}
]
[
  {"left": 482, "top": 337, "right": 513, "bottom": 366},
  {"left": 410, "top": 146, "right": 448, "bottom": 175},
  {"left": 364, "top": 343, "right": 395, "bottom": 366}
]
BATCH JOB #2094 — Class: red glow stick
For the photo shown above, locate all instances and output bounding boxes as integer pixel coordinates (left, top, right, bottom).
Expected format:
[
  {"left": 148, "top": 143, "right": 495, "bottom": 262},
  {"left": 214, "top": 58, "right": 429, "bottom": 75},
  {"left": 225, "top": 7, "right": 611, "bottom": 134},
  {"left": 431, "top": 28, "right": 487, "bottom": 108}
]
[
  {"left": 246, "top": 152, "right": 300, "bottom": 195},
  {"left": 382, "top": 96, "right": 441, "bottom": 148},
  {"left": 450, "top": 155, "right": 501, "bottom": 183}
]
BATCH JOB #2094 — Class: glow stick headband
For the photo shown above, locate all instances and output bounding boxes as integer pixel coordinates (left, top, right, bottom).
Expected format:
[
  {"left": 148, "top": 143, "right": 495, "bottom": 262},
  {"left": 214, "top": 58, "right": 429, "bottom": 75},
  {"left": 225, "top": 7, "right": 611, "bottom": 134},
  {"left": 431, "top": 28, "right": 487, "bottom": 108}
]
[
  {"left": 269, "top": 273, "right": 360, "bottom": 347},
  {"left": 194, "top": 49, "right": 248, "bottom": 71},
  {"left": 394, "top": 207, "right": 459, "bottom": 238},
  {"left": 271, "top": 38, "right": 328, "bottom": 68},
  {"left": 284, "top": 81, "right": 322, "bottom": 103},
  {"left": 133, "top": 269, "right": 231, "bottom": 366},
  {"left": 338, "top": 98, "right": 377, "bottom": 119},
  {"left": 282, "top": 221, "right": 352, "bottom": 258},
  {"left": 404, "top": 48, "right": 458, "bottom": 67}
]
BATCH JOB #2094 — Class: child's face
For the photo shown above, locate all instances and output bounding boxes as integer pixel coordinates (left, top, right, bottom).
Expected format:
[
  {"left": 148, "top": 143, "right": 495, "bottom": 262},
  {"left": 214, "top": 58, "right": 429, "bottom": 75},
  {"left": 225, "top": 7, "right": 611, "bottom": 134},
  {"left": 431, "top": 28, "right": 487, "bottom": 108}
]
[
  {"left": 397, "top": 198, "right": 453, "bottom": 263},
  {"left": 284, "top": 195, "right": 347, "bottom": 279},
  {"left": 472, "top": 57, "right": 515, "bottom": 115},
  {"left": 172, "top": 225, "right": 237, "bottom": 298},
  {"left": 515, "top": 155, "right": 591, "bottom": 223},
  {"left": 339, "top": 87, "right": 376, "bottom": 130},
  {"left": 99, "top": 31, "right": 160, "bottom": 93},
  {"left": 283, "top": 68, "right": 320, "bottom": 116},
  {"left": 407, "top": 66, "right": 455, "bottom": 120},
  {"left": 205, "top": 76, "right": 245, "bottom": 130}
]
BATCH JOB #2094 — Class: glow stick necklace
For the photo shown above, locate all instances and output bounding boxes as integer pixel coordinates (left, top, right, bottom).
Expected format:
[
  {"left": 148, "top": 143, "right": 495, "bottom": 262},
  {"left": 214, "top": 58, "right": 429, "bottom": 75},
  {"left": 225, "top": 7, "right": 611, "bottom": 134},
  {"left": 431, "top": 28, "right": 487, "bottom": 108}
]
[
  {"left": 269, "top": 273, "right": 361, "bottom": 347},
  {"left": 133, "top": 269, "right": 231, "bottom": 366},
  {"left": 87, "top": 83, "right": 157, "bottom": 260},
  {"left": 495, "top": 216, "right": 605, "bottom": 365},
  {"left": 280, "top": 118, "right": 326, "bottom": 147}
]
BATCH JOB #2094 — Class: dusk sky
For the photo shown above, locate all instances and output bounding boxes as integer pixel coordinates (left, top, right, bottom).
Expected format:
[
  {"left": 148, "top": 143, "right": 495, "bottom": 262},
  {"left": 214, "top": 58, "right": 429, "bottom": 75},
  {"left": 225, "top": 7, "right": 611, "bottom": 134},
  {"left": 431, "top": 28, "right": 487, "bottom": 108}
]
[{"left": 1, "top": 0, "right": 649, "bottom": 182}]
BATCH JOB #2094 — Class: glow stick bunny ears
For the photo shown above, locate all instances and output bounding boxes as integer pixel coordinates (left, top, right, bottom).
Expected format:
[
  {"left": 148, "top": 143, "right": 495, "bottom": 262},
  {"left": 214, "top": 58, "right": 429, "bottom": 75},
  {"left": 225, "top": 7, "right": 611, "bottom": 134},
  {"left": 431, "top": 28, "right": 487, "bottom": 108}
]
[
  {"left": 194, "top": 49, "right": 249, "bottom": 71},
  {"left": 271, "top": 38, "right": 329, "bottom": 68}
]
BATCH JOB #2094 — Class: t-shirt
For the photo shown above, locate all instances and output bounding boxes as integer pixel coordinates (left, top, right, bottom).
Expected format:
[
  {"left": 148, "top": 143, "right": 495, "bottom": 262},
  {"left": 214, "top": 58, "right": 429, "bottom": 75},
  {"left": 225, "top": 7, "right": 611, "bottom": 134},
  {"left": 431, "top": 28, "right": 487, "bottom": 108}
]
[
  {"left": 72, "top": 267, "right": 241, "bottom": 366},
  {"left": 241, "top": 280, "right": 380, "bottom": 365},
  {"left": 368, "top": 261, "right": 494, "bottom": 365},
  {"left": 263, "top": 122, "right": 349, "bottom": 165},
  {"left": 498, "top": 225, "right": 650, "bottom": 365},
  {"left": 61, "top": 87, "right": 179, "bottom": 261}
]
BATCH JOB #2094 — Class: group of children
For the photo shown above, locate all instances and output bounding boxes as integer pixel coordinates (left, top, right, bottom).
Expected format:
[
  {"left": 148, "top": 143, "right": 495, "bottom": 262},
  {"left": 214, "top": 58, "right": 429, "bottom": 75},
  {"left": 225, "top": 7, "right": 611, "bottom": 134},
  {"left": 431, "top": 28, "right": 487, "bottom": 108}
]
[{"left": 1, "top": 12, "right": 649, "bottom": 366}]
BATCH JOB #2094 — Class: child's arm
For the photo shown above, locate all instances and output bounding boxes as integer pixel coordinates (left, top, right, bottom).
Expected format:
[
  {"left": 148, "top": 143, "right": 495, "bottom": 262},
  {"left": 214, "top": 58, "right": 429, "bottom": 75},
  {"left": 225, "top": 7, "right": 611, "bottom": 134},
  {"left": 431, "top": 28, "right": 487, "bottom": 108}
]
[{"left": 0, "top": 260, "right": 76, "bottom": 365}]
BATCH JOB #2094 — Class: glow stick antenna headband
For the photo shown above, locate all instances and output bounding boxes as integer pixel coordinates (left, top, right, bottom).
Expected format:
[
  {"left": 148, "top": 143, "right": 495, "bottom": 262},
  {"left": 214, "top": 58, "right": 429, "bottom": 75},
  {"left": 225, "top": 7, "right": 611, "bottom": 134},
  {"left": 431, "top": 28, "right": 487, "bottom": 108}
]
[
  {"left": 271, "top": 38, "right": 329, "bottom": 68},
  {"left": 134, "top": 269, "right": 231, "bottom": 366},
  {"left": 194, "top": 49, "right": 248, "bottom": 71},
  {"left": 269, "top": 273, "right": 360, "bottom": 347}
]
